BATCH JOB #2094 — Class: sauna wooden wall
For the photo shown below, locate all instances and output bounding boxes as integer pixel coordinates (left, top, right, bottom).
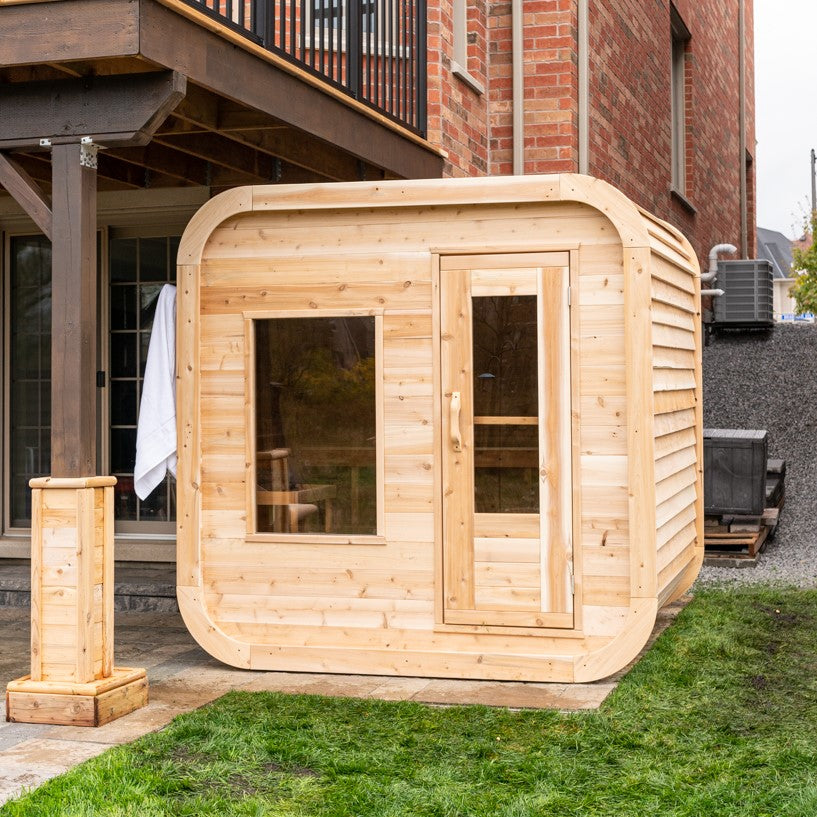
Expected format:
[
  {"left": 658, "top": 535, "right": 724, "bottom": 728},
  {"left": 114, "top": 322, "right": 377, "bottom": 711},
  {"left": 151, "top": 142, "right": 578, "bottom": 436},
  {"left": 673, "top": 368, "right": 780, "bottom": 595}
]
[
  {"left": 176, "top": 175, "right": 703, "bottom": 683},
  {"left": 641, "top": 212, "right": 705, "bottom": 606}
]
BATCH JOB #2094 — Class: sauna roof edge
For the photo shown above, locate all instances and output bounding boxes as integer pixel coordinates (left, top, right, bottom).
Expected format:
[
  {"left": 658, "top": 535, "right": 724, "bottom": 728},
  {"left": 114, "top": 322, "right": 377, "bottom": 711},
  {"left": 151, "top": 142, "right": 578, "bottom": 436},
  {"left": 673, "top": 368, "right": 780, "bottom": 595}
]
[{"left": 178, "top": 174, "right": 658, "bottom": 266}]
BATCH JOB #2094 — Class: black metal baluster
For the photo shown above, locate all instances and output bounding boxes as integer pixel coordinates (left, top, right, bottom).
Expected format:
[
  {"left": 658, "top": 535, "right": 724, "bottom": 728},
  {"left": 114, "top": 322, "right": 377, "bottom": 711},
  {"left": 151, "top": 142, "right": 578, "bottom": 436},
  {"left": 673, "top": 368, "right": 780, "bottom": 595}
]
[
  {"left": 301, "top": 0, "right": 309, "bottom": 65},
  {"left": 408, "top": 0, "right": 414, "bottom": 128},
  {"left": 318, "top": 0, "right": 324, "bottom": 74},
  {"left": 348, "top": 0, "right": 362, "bottom": 99},
  {"left": 327, "top": 0, "right": 335, "bottom": 81},
  {"left": 385, "top": 0, "right": 391, "bottom": 116},
  {"left": 399, "top": 0, "right": 405, "bottom": 121},
  {"left": 290, "top": 0, "right": 296, "bottom": 58}
]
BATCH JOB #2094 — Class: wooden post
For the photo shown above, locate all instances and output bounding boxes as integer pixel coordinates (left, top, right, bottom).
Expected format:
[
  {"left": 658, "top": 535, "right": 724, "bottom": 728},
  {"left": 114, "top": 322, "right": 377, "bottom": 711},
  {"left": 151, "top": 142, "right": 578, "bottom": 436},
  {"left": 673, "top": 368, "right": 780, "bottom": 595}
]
[
  {"left": 50, "top": 141, "right": 97, "bottom": 477},
  {"left": 6, "top": 478, "right": 147, "bottom": 726},
  {"left": 5, "top": 142, "right": 147, "bottom": 726}
]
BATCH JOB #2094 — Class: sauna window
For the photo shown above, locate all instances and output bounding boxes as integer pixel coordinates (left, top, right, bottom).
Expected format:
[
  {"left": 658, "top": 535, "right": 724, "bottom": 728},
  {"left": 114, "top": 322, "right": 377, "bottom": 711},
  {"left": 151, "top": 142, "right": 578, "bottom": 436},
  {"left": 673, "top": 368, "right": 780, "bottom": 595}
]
[
  {"left": 472, "top": 295, "right": 539, "bottom": 514},
  {"left": 254, "top": 316, "right": 378, "bottom": 536}
]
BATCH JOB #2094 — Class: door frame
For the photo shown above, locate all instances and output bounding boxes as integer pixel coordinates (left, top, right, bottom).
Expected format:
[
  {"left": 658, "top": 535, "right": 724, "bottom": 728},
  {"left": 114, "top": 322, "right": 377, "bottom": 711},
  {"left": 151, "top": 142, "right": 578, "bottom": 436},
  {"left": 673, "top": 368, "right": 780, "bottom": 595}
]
[{"left": 435, "top": 250, "right": 582, "bottom": 632}]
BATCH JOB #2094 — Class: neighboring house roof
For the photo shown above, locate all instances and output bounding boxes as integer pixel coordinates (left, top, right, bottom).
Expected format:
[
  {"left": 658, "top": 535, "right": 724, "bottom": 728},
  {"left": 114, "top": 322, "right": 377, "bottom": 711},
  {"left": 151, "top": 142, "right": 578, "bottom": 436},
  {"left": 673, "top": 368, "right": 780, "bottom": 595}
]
[{"left": 757, "top": 227, "right": 794, "bottom": 279}]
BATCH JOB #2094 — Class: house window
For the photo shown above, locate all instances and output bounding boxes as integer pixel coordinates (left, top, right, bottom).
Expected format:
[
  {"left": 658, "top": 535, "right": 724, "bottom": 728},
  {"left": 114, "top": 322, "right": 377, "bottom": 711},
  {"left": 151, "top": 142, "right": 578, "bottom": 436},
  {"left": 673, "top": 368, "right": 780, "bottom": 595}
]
[
  {"left": 108, "top": 235, "right": 179, "bottom": 534},
  {"left": 451, "top": 0, "right": 484, "bottom": 94},
  {"left": 3, "top": 226, "right": 185, "bottom": 541},
  {"left": 671, "top": 6, "right": 691, "bottom": 194},
  {"left": 253, "top": 314, "right": 380, "bottom": 537},
  {"left": 6, "top": 236, "right": 51, "bottom": 528}
]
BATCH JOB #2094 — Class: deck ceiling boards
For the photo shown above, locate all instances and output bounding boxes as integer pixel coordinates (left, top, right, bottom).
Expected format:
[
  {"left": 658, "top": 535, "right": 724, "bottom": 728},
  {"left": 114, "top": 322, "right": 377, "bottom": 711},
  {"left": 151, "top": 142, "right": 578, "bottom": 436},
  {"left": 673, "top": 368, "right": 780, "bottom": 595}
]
[{"left": 0, "top": 0, "right": 443, "bottom": 190}]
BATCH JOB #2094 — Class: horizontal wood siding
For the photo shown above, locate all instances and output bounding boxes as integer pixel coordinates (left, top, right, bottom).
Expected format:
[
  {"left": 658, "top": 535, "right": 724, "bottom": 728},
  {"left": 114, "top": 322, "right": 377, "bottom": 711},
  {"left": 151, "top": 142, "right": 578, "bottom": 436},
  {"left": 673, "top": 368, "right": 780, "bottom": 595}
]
[
  {"left": 192, "top": 198, "right": 632, "bottom": 676},
  {"left": 178, "top": 177, "right": 704, "bottom": 682},
  {"left": 650, "top": 251, "right": 701, "bottom": 603}
]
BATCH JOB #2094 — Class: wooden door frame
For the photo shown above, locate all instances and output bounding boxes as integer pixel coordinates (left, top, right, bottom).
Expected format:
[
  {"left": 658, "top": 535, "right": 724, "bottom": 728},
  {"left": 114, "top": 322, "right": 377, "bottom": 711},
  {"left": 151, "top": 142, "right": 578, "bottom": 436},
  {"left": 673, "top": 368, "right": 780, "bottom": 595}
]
[{"left": 437, "top": 251, "right": 578, "bottom": 631}]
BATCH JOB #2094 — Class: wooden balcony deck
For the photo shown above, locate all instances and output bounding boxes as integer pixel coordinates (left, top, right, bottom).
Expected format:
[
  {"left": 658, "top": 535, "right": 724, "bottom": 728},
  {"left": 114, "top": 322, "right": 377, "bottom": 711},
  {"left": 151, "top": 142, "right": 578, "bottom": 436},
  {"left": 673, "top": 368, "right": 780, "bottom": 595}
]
[{"left": 0, "top": 0, "right": 443, "bottom": 193}]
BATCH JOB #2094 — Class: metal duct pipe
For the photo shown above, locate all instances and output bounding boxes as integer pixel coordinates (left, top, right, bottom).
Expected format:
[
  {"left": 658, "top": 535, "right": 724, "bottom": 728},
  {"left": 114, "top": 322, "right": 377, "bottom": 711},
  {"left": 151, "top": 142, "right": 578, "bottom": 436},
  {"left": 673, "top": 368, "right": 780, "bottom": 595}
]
[{"left": 701, "top": 243, "right": 738, "bottom": 282}]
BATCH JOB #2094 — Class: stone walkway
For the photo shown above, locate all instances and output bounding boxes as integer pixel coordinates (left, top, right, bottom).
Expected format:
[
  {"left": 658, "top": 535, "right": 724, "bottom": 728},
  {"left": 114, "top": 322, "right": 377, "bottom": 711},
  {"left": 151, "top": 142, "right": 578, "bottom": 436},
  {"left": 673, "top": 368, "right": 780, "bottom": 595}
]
[{"left": 0, "top": 600, "right": 688, "bottom": 807}]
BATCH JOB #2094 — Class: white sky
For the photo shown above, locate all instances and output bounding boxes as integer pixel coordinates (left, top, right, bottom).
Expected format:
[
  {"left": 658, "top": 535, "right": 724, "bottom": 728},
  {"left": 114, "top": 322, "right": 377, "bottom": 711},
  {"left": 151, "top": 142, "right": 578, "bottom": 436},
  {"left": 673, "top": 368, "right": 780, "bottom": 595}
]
[{"left": 754, "top": 0, "right": 817, "bottom": 238}]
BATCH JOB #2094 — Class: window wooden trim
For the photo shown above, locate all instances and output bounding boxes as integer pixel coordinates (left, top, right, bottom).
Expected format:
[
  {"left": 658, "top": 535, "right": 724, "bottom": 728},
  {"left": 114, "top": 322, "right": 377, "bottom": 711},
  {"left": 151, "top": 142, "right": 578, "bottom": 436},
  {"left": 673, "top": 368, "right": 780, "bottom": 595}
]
[{"left": 245, "top": 308, "right": 386, "bottom": 543}]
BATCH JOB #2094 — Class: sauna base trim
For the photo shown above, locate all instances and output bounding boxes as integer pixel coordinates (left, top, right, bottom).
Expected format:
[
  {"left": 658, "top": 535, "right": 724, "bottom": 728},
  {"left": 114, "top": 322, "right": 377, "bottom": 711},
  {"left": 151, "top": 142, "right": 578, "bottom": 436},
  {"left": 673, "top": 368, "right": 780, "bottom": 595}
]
[{"left": 180, "top": 584, "right": 662, "bottom": 684}]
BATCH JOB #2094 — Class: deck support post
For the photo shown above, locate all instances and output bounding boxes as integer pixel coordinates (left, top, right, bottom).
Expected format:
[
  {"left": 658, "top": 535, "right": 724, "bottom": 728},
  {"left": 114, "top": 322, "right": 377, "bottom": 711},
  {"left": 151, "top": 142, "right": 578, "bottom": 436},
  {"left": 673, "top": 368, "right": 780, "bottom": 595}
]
[{"left": 5, "top": 142, "right": 148, "bottom": 727}]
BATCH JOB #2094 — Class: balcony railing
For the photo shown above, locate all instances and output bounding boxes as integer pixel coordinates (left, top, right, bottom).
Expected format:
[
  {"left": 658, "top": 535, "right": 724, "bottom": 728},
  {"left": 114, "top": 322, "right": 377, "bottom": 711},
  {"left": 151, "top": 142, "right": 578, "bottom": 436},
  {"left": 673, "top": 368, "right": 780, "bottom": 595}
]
[{"left": 183, "top": 0, "right": 427, "bottom": 135}]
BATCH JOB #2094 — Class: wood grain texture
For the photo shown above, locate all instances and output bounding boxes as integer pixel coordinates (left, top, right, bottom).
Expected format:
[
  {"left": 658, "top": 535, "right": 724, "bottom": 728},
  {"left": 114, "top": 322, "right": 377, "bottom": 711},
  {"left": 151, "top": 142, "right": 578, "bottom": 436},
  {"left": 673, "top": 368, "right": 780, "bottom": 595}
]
[
  {"left": 50, "top": 143, "right": 96, "bottom": 478},
  {"left": 29, "top": 488, "right": 43, "bottom": 682},
  {"left": 440, "top": 265, "right": 475, "bottom": 612},
  {"left": 624, "top": 248, "right": 657, "bottom": 599},
  {"left": 0, "top": 152, "right": 52, "bottom": 237},
  {"left": 175, "top": 174, "right": 702, "bottom": 683}
]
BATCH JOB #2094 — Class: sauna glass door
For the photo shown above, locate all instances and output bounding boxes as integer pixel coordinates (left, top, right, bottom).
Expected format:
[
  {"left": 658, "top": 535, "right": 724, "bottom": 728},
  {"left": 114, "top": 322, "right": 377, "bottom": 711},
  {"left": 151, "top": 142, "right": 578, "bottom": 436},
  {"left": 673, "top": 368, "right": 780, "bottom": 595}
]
[{"left": 441, "top": 253, "right": 574, "bottom": 628}]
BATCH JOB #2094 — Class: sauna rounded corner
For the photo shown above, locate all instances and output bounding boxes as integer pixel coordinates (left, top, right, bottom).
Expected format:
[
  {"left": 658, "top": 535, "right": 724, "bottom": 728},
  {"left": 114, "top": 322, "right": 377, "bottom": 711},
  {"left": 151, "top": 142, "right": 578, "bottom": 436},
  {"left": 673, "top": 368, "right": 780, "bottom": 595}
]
[
  {"left": 573, "top": 597, "right": 660, "bottom": 683},
  {"left": 176, "top": 585, "right": 252, "bottom": 669},
  {"left": 557, "top": 173, "right": 654, "bottom": 249},
  {"left": 177, "top": 186, "right": 254, "bottom": 265}
]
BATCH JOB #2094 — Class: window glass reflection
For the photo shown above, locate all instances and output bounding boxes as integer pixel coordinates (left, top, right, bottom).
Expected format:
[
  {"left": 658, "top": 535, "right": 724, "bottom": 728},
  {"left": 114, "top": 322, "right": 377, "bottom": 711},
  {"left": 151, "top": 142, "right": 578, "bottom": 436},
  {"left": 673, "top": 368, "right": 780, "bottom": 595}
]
[
  {"left": 472, "top": 295, "right": 538, "bottom": 418},
  {"left": 255, "top": 316, "right": 377, "bottom": 535}
]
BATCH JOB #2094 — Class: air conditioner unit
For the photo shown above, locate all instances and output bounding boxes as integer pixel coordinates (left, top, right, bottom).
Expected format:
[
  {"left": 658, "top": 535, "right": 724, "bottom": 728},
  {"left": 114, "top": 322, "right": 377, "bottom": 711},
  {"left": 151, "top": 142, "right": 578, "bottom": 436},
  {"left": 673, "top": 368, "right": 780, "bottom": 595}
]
[{"left": 712, "top": 259, "right": 774, "bottom": 327}]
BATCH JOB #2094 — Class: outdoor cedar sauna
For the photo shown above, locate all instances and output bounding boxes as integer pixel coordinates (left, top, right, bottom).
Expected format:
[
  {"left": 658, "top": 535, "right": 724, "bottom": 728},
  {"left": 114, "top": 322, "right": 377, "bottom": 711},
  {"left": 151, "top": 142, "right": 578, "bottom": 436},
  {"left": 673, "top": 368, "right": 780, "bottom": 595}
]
[{"left": 176, "top": 174, "right": 704, "bottom": 683}]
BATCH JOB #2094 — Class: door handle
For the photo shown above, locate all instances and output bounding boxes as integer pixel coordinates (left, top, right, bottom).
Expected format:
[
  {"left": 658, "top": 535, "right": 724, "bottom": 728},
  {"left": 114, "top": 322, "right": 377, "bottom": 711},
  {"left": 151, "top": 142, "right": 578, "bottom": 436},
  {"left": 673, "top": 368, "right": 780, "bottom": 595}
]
[{"left": 450, "top": 391, "right": 462, "bottom": 452}]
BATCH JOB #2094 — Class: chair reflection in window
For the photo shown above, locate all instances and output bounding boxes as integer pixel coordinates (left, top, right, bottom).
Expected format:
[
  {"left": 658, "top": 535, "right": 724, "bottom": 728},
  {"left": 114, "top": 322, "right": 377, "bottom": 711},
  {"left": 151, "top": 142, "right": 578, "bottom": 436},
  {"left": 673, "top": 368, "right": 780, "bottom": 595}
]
[
  {"left": 256, "top": 447, "right": 336, "bottom": 533},
  {"left": 256, "top": 382, "right": 336, "bottom": 533}
]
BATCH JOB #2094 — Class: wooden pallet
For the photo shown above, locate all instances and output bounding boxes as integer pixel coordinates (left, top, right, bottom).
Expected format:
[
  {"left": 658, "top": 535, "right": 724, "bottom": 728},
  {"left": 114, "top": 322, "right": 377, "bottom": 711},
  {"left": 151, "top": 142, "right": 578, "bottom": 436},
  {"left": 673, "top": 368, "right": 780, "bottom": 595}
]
[{"left": 704, "top": 523, "right": 770, "bottom": 560}]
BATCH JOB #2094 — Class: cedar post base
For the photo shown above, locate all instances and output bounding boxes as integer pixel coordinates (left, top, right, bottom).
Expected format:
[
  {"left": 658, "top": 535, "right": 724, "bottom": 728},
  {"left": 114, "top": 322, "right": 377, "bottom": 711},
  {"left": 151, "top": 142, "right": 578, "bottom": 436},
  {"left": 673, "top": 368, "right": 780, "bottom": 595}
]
[
  {"left": 6, "top": 668, "right": 148, "bottom": 727},
  {"left": 16, "top": 476, "right": 148, "bottom": 727}
]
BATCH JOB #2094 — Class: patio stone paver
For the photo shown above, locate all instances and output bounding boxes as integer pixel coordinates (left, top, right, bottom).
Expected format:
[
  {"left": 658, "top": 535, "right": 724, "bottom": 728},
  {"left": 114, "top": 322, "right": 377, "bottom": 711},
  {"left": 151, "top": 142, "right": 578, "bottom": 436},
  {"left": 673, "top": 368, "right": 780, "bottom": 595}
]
[
  {"left": 0, "top": 597, "right": 689, "bottom": 806},
  {"left": 0, "top": 738, "right": 116, "bottom": 803}
]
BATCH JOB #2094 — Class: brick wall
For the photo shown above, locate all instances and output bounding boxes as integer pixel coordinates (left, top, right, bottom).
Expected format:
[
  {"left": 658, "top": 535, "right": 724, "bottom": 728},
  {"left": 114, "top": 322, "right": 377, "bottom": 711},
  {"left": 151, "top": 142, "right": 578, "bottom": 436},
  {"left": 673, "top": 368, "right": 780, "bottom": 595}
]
[
  {"left": 425, "top": 0, "right": 756, "bottom": 268},
  {"left": 587, "top": 0, "right": 756, "bottom": 266}
]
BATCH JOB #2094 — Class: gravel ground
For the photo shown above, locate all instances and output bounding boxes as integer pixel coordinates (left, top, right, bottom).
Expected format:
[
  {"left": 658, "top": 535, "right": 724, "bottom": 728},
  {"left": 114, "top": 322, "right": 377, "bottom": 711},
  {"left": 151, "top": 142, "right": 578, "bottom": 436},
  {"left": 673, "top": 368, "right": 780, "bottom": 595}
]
[{"left": 697, "top": 322, "right": 817, "bottom": 587}]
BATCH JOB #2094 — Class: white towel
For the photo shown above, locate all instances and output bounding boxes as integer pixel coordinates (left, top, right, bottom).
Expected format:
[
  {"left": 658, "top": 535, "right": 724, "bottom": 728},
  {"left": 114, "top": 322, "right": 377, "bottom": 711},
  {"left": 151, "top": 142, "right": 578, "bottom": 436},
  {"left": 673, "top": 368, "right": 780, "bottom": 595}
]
[{"left": 134, "top": 284, "right": 177, "bottom": 500}]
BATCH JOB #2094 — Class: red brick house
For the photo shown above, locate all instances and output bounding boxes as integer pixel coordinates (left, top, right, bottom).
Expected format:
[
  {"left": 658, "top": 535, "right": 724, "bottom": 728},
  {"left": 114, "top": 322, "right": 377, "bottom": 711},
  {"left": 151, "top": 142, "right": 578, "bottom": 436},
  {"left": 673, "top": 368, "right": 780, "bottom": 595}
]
[
  {"left": 0, "top": 0, "right": 754, "bottom": 563},
  {"left": 427, "top": 0, "right": 756, "bottom": 264}
]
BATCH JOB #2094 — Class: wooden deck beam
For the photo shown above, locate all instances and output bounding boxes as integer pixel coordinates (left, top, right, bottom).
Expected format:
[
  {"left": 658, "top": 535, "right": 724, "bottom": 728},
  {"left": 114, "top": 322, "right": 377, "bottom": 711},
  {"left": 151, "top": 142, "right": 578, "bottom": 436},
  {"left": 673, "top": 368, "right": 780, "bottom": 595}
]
[
  {"left": 0, "top": 71, "right": 186, "bottom": 150},
  {"left": 0, "top": 152, "right": 52, "bottom": 238}
]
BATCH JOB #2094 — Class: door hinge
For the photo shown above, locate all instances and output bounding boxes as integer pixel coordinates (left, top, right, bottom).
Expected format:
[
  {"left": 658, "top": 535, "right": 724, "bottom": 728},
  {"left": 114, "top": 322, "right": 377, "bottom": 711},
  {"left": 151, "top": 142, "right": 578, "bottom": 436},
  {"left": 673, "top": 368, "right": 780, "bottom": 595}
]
[
  {"left": 568, "top": 560, "right": 575, "bottom": 595},
  {"left": 96, "top": 371, "right": 106, "bottom": 388},
  {"left": 567, "top": 286, "right": 572, "bottom": 306}
]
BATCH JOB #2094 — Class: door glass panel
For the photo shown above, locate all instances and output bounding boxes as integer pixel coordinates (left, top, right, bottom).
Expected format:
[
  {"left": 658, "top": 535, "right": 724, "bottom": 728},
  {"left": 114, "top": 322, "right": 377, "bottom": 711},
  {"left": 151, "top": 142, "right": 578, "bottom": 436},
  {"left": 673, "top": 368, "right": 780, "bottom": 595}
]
[
  {"left": 109, "top": 236, "right": 178, "bottom": 530},
  {"left": 8, "top": 237, "right": 52, "bottom": 527},
  {"left": 472, "top": 293, "right": 539, "bottom": 514},
  {"left": 472, "top": 295, "right": 538, "bottom": 418},
  {"left": 255, "top": 316, "right": 377, "bottom": 535},
  {"left": 474, "top": 424, "right": 539, "bottom": 513}
]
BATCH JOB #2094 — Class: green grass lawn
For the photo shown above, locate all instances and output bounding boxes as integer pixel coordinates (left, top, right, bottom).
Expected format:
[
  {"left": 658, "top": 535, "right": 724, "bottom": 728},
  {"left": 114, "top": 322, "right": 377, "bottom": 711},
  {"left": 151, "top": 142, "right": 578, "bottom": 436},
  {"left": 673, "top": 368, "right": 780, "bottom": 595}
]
[{"left": 4, "top": 587, "right": 817, "bottom": 817}]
